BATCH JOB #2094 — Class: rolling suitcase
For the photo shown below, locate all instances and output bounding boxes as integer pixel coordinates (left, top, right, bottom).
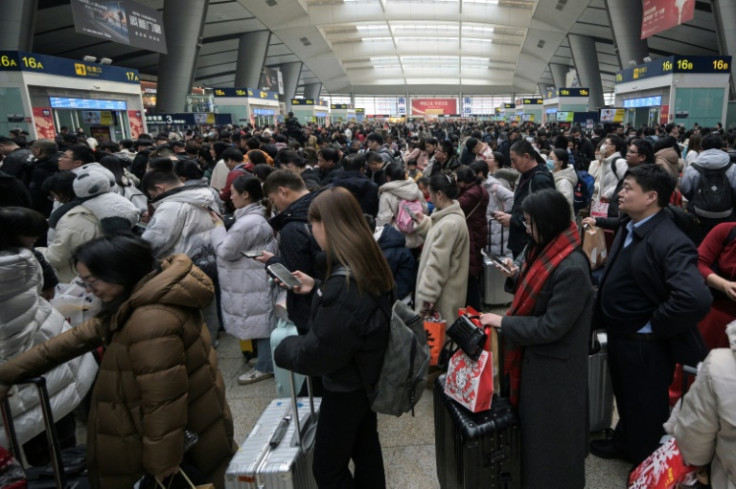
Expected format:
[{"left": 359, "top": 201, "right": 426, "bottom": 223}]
[
  {"left": 588, "top": 330, "right": 613, "bottom": 432},
  {"left": 483, "top": 221, "right": 513, "bottom": 306},
  {"left": 270, "top": 305, "right": 306, "bottom": 398},
  {"left": 225, "top": 373, "right": 320, "bottom": 489},
  {"left": 434, "top": 327, "right": 521, "bottom": 489},
  {"left": 0, "top": 377, "right": 89, "bottom": 489}
]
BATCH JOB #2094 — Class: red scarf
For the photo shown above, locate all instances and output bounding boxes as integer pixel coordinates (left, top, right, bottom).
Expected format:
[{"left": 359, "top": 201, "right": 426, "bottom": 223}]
[{"left": 504, "top": 221, "right": 581, "bottom": 406}]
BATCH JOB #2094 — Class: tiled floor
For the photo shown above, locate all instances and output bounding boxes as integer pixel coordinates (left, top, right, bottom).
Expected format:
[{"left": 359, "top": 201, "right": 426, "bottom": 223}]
[{"left": 218, "top": 330, "right": 632, "bottom": 489}]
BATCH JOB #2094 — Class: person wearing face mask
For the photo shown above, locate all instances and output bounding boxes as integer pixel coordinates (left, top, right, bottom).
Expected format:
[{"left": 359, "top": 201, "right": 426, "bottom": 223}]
[
  {"left": 549, "top": 149, "right": 578, "bottom": 221},
  {"left": 599, "top": 135, "right": 628, "bottom": 205}
]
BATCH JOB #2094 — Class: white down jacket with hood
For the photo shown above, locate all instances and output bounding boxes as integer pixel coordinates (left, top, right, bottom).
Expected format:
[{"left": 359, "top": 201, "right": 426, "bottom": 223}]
[
  {"left": 142, "top": 184, "right": 217, "bottom": 259},
  {"left": 0, "top": 248, "right": 97, "bottom": 446},
  {"left": 210, "top": 202, "right": 279, "bottom": 340},
  {"left": 666, "top": 321, "right": 736, "bottom": 489},
  {"left": 554, "top": 166, "right": 578, "bottom": 221},
  {"left": 482, "top": 175, "right": 514, "bottom": 257},
  {"left": 377, "top": 178, "right": 428, "bottom": 249}
]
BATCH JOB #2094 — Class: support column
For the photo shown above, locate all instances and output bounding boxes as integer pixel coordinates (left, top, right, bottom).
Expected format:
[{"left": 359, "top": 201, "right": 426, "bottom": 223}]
[
  {"left": 0, "top": 0, "right": 37, "bottom": 51},
  {"left": 234, "top": 31, "right": 271, "bottom": 88},
  {"left": 711, "top": 0, "right": 736, "bottom": 99},
  {"left": 280, "top": 62, "right": 302, "bottom": 113},
  {"left": 537, "top": 83, "right": 548, "bottom": 97},
  {"left": 156, "top": 0, "right": 208, "bottom": 113},
  {"left": 568, "top": 34, "right": 605, "bottom": 110},
  {"left": 304, "top": 83, "right": 322, "bottom": 100},
  {"left": 605, "top": 0, "right": 649, "bottom": 67},
  {"left": 549, "top": 63, "right": 569, "bottom": 90}
]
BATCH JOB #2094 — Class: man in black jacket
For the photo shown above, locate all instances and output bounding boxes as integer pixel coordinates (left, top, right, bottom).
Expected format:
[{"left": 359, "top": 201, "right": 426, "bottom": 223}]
[
  {"left": 0, "top": 136, "right": 33, "bottom": 184},
  {"left": 590, "top": 164, "right": 711, "bottom": 465},
  {"left": 493, "top": 139, "right": 554, "bottom": 258},
  {"left": 316, "top": 146, "right": 343, "bottom": 186},
  {"left": 332, "top": 153, "right": 378, "bottom": 217},
  {"left": 28, "top": 139, "right": 60, "bottom": 217},
  {"left": 261, "top": 170, "right": 325, "bottom": 333}
]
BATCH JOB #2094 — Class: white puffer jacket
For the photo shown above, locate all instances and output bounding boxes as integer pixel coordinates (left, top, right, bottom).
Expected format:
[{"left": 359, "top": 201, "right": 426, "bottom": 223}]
[
  {"left": 600, "top": 152, "right": 628, "bottom": 200},
  {"left": 554, "top": 166, "right": 578, "bottom": 221},
  {"left": 482, "top": 175, "right": 514, "bottom": 257},
  {"left": 210, "top": 203, "right": 279, "bottom": 340},
  {"left": 0, "top": 248, "right": 97, "bottom": 446},
  {"left": 377, "top": 179, "right": 428, "bottom": 249},
  {"left": 42, "top": 205, "right": 103, "bottom": 283},
  {"left": 666, "top": 321, "right": 736, "bottom": 489},
  {"left": 142, "top": 185, "right": 216, "bottom": 259}
]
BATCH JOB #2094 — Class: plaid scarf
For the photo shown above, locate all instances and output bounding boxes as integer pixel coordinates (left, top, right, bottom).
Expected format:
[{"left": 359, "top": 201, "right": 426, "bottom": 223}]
[{"left": 503, "top": 221, "right": 581, "bottom": 406}]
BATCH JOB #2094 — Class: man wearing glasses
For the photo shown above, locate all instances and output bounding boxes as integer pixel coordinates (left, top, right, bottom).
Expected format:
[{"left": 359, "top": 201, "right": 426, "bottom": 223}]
[{"left": 425, "top": 140, "right": 460, "bottom": 178}]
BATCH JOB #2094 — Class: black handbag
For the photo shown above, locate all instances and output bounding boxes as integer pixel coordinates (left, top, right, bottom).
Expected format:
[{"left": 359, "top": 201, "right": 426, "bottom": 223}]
[{"left": 445, "top": 314, "right": 487, "bottom": 361}]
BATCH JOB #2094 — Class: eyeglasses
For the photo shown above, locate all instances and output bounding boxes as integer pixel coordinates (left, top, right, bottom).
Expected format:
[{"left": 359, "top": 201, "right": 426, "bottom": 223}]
[{"left": 74, "top": 276, "right": 99, "bottom": 291}]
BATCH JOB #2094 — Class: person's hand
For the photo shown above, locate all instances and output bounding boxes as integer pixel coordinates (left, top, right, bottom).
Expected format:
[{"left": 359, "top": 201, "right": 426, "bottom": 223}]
[
  {"left": 209, "top": 210, "right": 223, "bottom": 226},
  {"left": 282, "top": 271, "right": 314, "bottom": 295},
  {"left": 723, "top": 281, "right": 736, "bottom": 302},
  {"left": 414, "top": 211, "right": 427, "bottom": 225},
  {"left": 41, "top": 287, "right": 55, "bottom": 301},
  {"left": 140, "top": 211, "right": 150, "bottom": 223},
  {"left": 494, "top": 257, "right": 518, "bottom": 278},
  {"left": 0, "top": 384, "right": 11, "bottom": 400},
  {"left": 582, "top": 217, "right": 597, "bottom": 228},
  {"left": 421, "top": 302, "right": 435, "bottom": 318},
  {"left": 480, "top": 313, "right": 503, "bottom": 329},
  {"left": 254, "top": 250, "right": 275, "bottom": 264},
  {"left": 156, "top": 465, "right": 179, "bottom": 481},
  {"left": 493, "top": 211, "right": 511, "bottom": 227}
]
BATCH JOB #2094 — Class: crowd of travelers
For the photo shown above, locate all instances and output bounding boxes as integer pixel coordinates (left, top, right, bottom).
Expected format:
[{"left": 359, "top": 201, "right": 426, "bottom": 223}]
[{"left": 0, "top": 113, "right": 735, "bottom": 488}]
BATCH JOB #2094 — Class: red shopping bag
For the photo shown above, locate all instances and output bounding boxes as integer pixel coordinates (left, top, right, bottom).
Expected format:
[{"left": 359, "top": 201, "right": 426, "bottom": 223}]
[
  {"left": 0, "top": 445, "right": 27, "bottom": 489},
  {"left": 627, "top": 437, "right": 700, "bottom": 489},
  {"left": 424, "top": 313, "right": 447, "bottom": 367},
  {"left": 444, "top": 308, "right": 493, "bottom": 413}
]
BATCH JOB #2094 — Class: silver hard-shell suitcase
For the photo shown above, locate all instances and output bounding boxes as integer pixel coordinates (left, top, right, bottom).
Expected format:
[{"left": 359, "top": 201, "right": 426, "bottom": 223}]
[
  {"left": 588, "top": 330, "right": 613, "bottom": 432},
  {"left": 225, "top": 373, "right": 320, "bottom": 489},
  {"left": 483, "top": 220, "right": 513, "bottom": 306}
]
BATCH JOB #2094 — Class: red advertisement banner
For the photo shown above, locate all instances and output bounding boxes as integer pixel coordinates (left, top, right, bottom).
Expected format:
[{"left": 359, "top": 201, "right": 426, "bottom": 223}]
[
  {"left": 128, "top": 110, "right": 144, "bottom": 139},
  {"left": 32, "top": 107, "right": 56, "bottom": 140},
  {"left": 641, "top": 0, "right": 694, "bottom": 39},
  {"left": 411, "top": 98, "right": 457, "bottom": 116}
]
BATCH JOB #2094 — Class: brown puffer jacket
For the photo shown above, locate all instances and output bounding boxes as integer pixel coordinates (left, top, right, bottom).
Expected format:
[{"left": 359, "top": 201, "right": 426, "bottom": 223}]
[{"left": 0, "top": 254, "right": 237, "bottom": 489}]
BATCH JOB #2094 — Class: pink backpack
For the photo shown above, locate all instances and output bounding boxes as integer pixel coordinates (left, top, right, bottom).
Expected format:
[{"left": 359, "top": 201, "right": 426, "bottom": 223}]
[{"left": 396, "top": 199, "right": 423, "bottom": 234}]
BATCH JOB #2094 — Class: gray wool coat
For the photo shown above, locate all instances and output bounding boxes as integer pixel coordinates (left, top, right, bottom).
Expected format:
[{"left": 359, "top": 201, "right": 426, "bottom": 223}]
[{"left": 502, "top": 249, "right": 593, "bottom": 489}]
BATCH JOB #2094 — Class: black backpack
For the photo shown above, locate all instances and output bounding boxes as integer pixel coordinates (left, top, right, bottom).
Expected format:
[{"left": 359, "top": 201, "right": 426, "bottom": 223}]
[{"left": 690, "top": 162, "right": 735, "bottom": 218}]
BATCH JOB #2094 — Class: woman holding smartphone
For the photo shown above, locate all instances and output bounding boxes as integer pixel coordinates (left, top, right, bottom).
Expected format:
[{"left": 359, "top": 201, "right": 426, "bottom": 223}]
[
  {"left": 273, "top": 186, "right": 395, "bottom": 489},
  {"left": 480, "top": 189, "right": 592, "bottom": 489},
  {"left": 210, "top": 175, "right": 278, "bottom": 385}
]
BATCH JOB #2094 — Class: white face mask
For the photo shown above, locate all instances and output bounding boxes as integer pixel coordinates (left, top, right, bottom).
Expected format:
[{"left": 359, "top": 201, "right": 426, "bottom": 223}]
[{"left": 599, "top": 144, "right": 608, "bottom": 155}]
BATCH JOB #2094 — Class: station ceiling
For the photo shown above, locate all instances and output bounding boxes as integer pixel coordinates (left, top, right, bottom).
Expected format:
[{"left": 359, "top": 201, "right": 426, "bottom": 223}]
[{"left": 33, "top": 0, "right": 720, "bottom": 96}]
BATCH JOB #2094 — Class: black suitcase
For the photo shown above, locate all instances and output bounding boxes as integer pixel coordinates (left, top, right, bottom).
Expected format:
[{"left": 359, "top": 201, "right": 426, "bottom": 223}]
[
  {"left": 434, "top": 332, "right": 522, "bottom": 489},
  {"left": 1, "top": 377, "right": 89, "bottom": 489}
]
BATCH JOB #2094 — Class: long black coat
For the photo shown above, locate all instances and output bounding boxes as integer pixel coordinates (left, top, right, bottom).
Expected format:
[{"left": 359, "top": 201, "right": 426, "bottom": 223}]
[{"left": 503, "top": 249, "right": 593, "bottom": 489}]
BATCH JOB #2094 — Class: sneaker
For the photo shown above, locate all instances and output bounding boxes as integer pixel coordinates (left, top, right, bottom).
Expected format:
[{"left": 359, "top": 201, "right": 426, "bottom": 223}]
[{"left": 238, "top": 369, "right": 274, "bottom": 385}]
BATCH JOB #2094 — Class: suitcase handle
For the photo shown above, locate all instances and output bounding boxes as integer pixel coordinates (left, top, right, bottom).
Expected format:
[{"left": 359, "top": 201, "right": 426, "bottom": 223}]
[
  {"left": 1, "top": 377, "right": 67, "bottom": 489},
  {"left": 288, "top": 371, "right": 315, "bottom": 453}
]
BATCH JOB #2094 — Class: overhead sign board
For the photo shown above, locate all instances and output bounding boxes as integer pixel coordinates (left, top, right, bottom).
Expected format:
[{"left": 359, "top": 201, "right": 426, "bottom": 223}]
[
  {"left": 616, "top": 55, "right": 731, "bottom": 84},
  {"left": 70, "top": 0, "right": 167, "bottom": 54},
  {"left": 213, "top": 88, "right": 279, "bottom": 100},
  {"left": 557, "top": 88, "right": 590, "bottom": 97},
  {"left": 0, "top": 50, "right": 140, "bottom": 84},
  {"left": 600, "top": 108, "right": 626, "bottom": 123}
]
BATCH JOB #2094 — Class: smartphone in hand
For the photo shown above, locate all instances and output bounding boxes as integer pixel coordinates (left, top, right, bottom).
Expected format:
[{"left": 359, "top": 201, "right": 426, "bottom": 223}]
[
  {"left": 266, "top": 263, "right": 302, "bottom": 290},
  {"left": 402, "top": 204, "right": 419, "bottom": 222},
  {"left": 241, "top": 250, "right": 264, "bottom": 259},
  {"left": 491, "top": 256, "right": 512, "bottom": 274}
]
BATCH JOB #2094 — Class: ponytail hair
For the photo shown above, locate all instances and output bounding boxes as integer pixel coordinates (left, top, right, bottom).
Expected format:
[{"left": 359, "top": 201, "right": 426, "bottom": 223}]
[
  {"left": 429, "top": 172, "right": 459, "bottom": 199},
  {"left": 232, "top": 175, "right": 271, "bottom": 217}
]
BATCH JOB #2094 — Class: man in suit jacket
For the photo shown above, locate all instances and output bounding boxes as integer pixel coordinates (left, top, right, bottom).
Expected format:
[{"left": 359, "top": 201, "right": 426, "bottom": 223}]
[{"left": 590, "top": 164, "right": 712, "bottom": 464}]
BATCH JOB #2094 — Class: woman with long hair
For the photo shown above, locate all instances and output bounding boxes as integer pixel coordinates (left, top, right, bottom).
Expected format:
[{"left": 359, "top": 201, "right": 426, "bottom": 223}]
[
  {"left": 210, "top": 175, "right": 278, "bottom": 384},
  {"left": 273, "top": 186, "right": 395, "bottom": 489},
  {"left": 455, "top": 165, "right": 489, "bottom": 311},
  {"left": 0, "top": 234, "right": 237, "bottom": 489},
  {"left": 480, "top": 189, "right": 592, "bottom": 489}
]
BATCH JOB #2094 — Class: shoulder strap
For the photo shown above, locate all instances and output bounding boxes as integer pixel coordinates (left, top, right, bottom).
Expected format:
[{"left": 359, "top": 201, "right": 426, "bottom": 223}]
[{"left": 726, "top": 225, "right": 736, "bottom": 247}]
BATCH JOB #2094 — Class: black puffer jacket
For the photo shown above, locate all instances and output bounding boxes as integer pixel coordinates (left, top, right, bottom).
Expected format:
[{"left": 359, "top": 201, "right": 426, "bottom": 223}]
[
  {"left": 332, "top": 171, "right": 379, "bottom": 217},
  {"left": 267, "top": 189, "right": 325, "bottom": 332},
  {"left": 28, "top": 154, "right": 59, "bottom": 217},
  {"left": 377, "top": 225, "right": 416, "bottom": 300},
  {"left": 274, "top": 270, "right": 391, "bottom": 392}
]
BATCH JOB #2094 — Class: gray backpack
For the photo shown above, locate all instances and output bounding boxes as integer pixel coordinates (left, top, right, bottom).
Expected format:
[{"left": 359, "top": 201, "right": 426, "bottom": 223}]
[{"left": 333, "top": 269, "right": 429, "bottom": 416}]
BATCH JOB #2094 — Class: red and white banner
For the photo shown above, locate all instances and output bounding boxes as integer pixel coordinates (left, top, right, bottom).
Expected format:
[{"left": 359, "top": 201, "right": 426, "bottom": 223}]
[
  {"left": 411, "top": 98, "right": 457, "bottom": 116},
  {"left": 32, "top": 107, "right": 57, "bottom": 140},
  {"left": 641, "top": 0, "right": 694, "bottom": 39},
  {"left": 127, "top": 110, "right": 144, "bottom": 139}
]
